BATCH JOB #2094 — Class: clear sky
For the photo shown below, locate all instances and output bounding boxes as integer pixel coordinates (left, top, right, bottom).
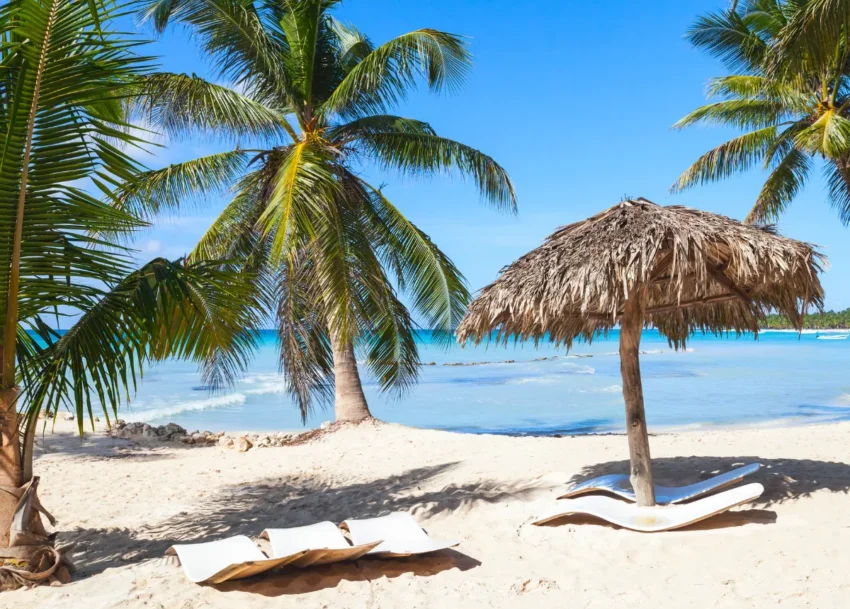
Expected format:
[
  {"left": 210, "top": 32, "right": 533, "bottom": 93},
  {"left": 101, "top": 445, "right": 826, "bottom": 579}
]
[{"left": 131, "top": 0, "right": 850, "bottom": 311}]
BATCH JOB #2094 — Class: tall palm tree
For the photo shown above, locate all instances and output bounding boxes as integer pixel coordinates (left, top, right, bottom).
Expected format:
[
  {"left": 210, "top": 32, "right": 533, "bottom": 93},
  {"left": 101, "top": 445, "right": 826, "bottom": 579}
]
[
  {"left": 672, "top": 0, "right": 850, "bottom": 224},
  {"left": 0, "top": 0, "right": 258, "bottom": 556},
  {"left": 131, "top": 0, "right": 517, "bottom": 423}
]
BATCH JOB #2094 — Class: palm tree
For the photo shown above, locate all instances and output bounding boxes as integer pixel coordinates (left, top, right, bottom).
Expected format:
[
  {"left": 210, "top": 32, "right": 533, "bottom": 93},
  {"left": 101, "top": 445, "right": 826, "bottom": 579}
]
[
  {"left": 0, "top": 0, "right": 258, "bottom": 558},
  {"left": 671, "top": 0, "right": 850, "bottom": 224},
  {"left": 131, "top": 0, "right": 517, "bottom": 423}
]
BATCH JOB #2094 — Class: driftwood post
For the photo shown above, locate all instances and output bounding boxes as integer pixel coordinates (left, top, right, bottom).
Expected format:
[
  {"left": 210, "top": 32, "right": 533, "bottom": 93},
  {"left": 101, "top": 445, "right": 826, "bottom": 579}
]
[{"left": 619, "top": 296, "right": 655, "bottom": 506}]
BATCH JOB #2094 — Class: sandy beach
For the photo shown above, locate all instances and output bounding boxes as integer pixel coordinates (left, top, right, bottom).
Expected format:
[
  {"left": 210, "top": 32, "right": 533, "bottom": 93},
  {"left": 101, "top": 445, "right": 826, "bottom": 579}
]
[{"left": 0, "top": 419, "right": 845, "bottom": 608}]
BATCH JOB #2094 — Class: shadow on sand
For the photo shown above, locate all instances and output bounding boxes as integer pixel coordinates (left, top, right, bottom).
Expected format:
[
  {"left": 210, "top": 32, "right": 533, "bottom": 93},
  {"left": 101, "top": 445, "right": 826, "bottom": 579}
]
[
  {"left": 536, "top": 508, "right": 779, "bottom": 532},
  {"left": 540, "top": 455, "right": 850, "bottom": 531},
  {"left": 567, "top": 455, "right": 850, "bottom": 506},
  {"left": 65, "top": 461, "right": 542, "bottom": 584},
  {"left": 212, "top": 549, "right": 481, "bottom": 595}
]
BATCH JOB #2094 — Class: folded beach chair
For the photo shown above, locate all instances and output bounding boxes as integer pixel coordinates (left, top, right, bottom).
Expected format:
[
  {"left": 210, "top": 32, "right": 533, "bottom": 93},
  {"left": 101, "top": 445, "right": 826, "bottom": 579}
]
[
  {"left": 166, "top": 535, "right": 307, "bottom": 584},
  {"left": 559, "top": 463, "right": 761, "bottom": 504},
  {"left": 533, "top": 482, "right": 763, "bottom": 532},
  {"left": 261, "top": 521, "right": 382, "bottom": 567},
  {"left": 341, "top": 512, "right": 460, "bottom": 557}
]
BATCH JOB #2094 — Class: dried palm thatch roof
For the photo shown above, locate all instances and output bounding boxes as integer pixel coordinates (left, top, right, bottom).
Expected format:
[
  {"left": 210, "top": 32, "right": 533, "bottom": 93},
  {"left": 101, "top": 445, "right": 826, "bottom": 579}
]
[{"left": 457, "top": 198, "right": 825, "bottom": 349}]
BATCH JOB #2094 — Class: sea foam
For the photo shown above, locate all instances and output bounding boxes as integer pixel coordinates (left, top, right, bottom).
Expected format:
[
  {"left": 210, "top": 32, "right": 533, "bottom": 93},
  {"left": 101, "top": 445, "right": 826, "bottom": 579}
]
[{"left": 129, "top": 393, "right": 247, "bottom": 422}]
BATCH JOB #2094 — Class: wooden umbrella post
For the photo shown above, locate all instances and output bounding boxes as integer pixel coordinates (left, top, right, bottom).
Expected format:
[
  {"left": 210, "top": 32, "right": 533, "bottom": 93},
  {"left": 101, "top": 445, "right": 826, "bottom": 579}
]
[{"left": 619, "top": 296, "right": 656, "bottom": 506}]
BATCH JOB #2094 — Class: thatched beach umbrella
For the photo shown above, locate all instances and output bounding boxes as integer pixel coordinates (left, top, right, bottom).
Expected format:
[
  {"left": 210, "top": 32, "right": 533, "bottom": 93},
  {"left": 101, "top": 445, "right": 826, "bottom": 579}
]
[{"left": 456, "top": 198, "right": 824, "bottom": 506}]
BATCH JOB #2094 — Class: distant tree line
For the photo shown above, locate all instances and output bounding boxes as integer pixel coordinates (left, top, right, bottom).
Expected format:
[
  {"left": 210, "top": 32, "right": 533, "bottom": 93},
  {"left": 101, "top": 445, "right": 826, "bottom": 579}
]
[{"left": 761, "top": 309, "right": 850, "bottom": 330}]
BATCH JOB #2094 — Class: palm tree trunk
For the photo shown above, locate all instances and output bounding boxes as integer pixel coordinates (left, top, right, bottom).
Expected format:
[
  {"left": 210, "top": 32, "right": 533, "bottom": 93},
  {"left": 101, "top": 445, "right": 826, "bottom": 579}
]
[
  {"left": 0, "top": 382, "right": 21, "bottom": 548},
  {"left": 330, "top": 333, "right": 372, "bottom": 423},
  {"left": 619, "top": 296, "right": 656, "bottom": 507}
]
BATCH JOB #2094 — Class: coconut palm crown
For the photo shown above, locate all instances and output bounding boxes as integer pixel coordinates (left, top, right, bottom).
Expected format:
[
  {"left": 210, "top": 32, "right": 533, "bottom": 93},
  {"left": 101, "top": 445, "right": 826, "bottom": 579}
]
[
  {"left": 129, "top": 0, "right": 517, "bottom": 422},
  {"left": 671, "top": 0, "right": 850, "bottom": 224}
]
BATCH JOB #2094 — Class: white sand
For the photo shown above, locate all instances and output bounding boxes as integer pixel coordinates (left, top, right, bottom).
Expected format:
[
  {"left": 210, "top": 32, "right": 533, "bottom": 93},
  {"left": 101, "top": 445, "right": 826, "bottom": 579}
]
[{"left": 3, "top": 419, "right": 850, "bottom": 608}]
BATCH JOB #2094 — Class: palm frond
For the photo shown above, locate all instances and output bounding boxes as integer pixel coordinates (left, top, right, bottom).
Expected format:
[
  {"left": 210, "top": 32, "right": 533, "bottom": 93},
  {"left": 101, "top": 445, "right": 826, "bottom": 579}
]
[
  {"left": 331, "top": 17, "right": 373, "bottom": 71},
  {"left": 22, "top": 258, "right": 262, "bottom": 431},
  {"left": 327, "top": 114, "right": 436, "bottom": 143},
  {"left": 259, "top": 142, "right": 339, "bottom": 263},
  {"left": 825, "top": 158, "right": 850, "bottom": 224},
  {"left": 274, "top": 248, "right": 334, "bottom": 421},
  {"left": 673, "top": 99, "right": 786, "bottom": 130},
  {"left": 706, "top": 75, "right": 812, "bottom": 112},
  {"left": 130, "top": 72, "right": 294, "bottom": 141},
  {"left": 323, "top": 29, "right": 471, "bottom": 119},
  {"left": 671, "top": 126, "right": 778, "bottom": 192},
  {"left": 362, "top": 181, "right": 469, "bottom": 345},
  {"left": 768, "top": 0, "right": 850, "bottom": 77},
  {"left": 357, "top": 278, "right": 419, "bottom": 397},
  {"left": 357, "top": 132, "right": 516, "bottom": 212},
  {"left": 686, "top": 8, "right": 769, "bottom": 73},
  {"left": 278, "top": 0, "right": 327, "bottom": 108},
  {"left": 190, "top": 169, "right": 267, "bottom": 263},
  {"left": 116, "top": 149, "right": 251, "bottom": 220},
  {"left": 137, "top": 0, "right": 295, "bottom": 107},
  {"left": 747, "top": 147, "right": 811, "bottom": 223}
]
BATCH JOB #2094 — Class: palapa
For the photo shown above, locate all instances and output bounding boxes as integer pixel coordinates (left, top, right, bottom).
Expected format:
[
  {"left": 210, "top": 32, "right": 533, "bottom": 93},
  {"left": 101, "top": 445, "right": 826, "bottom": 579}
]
[{"left": 457, "top": 198, "right": 825, "bottom": 506}]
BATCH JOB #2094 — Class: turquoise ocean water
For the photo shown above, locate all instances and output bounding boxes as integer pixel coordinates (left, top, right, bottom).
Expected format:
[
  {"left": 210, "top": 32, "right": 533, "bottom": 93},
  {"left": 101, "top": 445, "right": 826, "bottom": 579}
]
[{"left": 113, "top": 329, "right": 850, "bottom": 435}]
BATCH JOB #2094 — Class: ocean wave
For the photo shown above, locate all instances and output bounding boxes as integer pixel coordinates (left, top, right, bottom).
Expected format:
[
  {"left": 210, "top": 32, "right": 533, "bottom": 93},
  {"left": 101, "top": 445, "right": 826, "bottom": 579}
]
[
  {"left": 579, "top": 384, "right": 622, "bottom": 394},
  {"left": 130, "top": 393, "right": 247, "bottom": 422},
  {"left": 833, "top": 394, "right": 850, "bottom": 406},
  {"left": 561, "top": 363, "right": 595, "bottom": 375},
  {"left": 239, "top": 373, "right": 287, "bottom": 395},
  {"left": 507, "top": 376, "right": 560, "bottom": 385}
]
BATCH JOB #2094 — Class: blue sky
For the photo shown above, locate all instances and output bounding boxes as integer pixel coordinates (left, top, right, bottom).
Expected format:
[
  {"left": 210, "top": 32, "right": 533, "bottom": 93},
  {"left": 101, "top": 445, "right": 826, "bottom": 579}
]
[{"left": 132, "top": 0, "right": 850, "bottom": 310}]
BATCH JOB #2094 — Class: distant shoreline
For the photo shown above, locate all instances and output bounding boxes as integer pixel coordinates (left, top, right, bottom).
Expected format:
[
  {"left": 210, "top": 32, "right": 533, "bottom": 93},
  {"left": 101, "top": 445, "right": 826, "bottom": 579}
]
[
  {"left": 759, "top": 326, "right": 849, "bottom": 331},
  {"left": 760, "top": 326, "right": 849, "bottom": 331},
  {"left": 761, "top": 308, "right": 850, "bottom": 330}
]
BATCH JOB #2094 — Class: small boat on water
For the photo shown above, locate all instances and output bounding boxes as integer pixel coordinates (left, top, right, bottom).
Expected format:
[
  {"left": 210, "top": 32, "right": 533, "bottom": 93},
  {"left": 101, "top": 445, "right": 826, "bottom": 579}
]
[{"left": 817, "top": 334, "right": 849, "bottom": 340}]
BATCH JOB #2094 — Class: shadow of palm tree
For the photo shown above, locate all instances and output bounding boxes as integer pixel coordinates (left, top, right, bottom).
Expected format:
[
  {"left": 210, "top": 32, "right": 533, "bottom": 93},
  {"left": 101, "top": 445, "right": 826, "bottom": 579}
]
[
  {"left": 64, "top": 461, "right": 545, "bottom": 581},
  {"left": 568, "top": 456, "right": 850, "bottom": 506},
  {"left": 535, "top": 508, "right": 778, "bottom": 531},
  {"left": 212, "top": 549, "right": 481, "bottom": 595}
]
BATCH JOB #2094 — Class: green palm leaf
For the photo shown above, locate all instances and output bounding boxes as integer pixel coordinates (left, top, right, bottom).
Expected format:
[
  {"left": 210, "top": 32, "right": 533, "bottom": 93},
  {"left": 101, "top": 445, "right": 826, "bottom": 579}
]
[
  {"left": 116, "top": 149, "right": 252, "bottom": 220},
  {"left": 131, "top": 72, "right": 295, "bottom": 141},
  {"left": 747, "top": 147, "right": 812, "bottom": 223},
  {"left": 323, "top": 29, "right": 471, "bottom": 119},
  {"left": 22, "top": 258, "right": 262, "bottom": 433},
  {"left": 357, "top": 131, "right": 517, "bottom": 212},
  {"left": 671, "top": 126, "right": 779, "bottom": 192},
  {"left": 362, "top": 181, "right": 469, "bottom": 345}
]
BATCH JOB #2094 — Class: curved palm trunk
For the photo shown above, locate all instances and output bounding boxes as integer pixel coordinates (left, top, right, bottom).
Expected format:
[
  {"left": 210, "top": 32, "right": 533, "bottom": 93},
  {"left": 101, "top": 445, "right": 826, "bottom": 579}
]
[
  {"left": 0, "top": 384, "right": 21, "bottom": 548},
  {"left": 330, "top": 333, "right": 372, "bottom": 423}
]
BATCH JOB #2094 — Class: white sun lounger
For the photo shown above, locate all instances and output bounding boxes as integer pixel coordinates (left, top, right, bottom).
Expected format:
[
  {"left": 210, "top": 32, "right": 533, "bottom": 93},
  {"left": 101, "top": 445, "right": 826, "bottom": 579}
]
[
  {"left": 559, "top": 463, "right": 761, "bottom": 504},
  {"left": 261, "top": 521, "right": 382, "bottom": 567},
  {"left": 166, "top": 535, "right": 307, "bottom": 584},
  {"left": 341, "top": 512, "right": 460, "bottom": 557},
  {"left": 534, "top": 482, "right": 764, "bottom": 532}
]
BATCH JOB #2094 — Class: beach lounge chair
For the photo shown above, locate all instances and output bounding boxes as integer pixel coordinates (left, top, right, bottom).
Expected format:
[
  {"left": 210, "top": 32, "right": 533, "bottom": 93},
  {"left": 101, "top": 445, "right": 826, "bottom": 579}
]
[
  {"left": 559, "top": 463, "right": 761, "bottom": 504},
  {"left": 261, "top": 521, "right": 382, "bottom": 567},
  {"left": 166, "top": 535, "right": 307, "bottom": 584},
  {"left": 533, "top": 482, "right": 764, "bottom": 532},
  {"left": 341, "top": 512, "right": 460, "bottom": 557}
]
